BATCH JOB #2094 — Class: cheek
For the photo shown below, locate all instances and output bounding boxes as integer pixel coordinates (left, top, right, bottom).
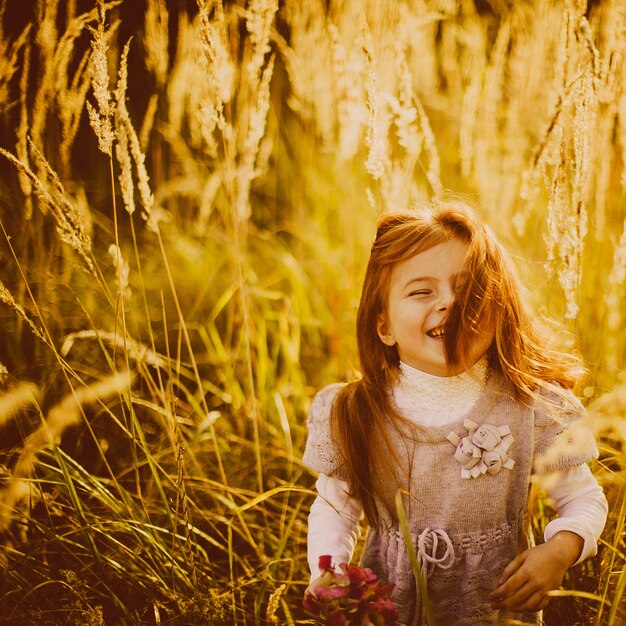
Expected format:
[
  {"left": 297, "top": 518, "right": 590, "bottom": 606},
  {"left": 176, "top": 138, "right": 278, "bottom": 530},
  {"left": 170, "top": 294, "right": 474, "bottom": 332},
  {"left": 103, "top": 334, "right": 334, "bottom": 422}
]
[{"left": 400, "top": 302, "right": 429, "bottom": 326}]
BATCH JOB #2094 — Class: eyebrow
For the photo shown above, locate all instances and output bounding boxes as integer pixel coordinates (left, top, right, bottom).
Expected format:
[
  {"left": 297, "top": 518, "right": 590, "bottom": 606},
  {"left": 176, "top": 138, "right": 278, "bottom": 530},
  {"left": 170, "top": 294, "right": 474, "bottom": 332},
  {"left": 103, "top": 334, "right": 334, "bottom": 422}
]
[
  {"left": 402, "top": 271, "right": 468, "bottom": 291},
  {"left": 402, "top": 277, "right": 433, "bottom": 290}
]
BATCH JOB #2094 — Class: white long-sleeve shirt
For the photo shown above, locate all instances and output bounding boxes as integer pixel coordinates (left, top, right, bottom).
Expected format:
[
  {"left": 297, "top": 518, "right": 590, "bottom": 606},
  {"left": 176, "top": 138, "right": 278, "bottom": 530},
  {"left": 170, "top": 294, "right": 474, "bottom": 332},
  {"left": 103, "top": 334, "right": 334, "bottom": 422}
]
[{"left": 307, "top": 361, "right": 608, "bottom": 580}]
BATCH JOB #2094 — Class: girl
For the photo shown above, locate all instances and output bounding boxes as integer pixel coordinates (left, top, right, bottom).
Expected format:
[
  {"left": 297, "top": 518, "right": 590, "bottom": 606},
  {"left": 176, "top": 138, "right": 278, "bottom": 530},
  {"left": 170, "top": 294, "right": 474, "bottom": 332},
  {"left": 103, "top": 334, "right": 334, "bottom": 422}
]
[{"left": 303, "top": 201, "right": 608, "bottom": 625}]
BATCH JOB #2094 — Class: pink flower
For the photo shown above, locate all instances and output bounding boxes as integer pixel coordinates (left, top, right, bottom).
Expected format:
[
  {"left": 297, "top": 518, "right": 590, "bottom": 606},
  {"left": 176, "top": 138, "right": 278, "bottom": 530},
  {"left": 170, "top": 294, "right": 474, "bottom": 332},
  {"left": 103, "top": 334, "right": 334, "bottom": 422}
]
[
  {"left": 319, "top": 554, "right": 334, "bottom": 572},
  {"left": 303, "top": 555, "right": 404, "bottom": 625},
  {"left": 303, "top": 592, "right": 318, "bottom": 614},
  {"left": 344, "top": 563, "right": 378, "bottom": 586},
  {"left": 371, "top": 597, "right": 400, "bottom": 617},
  {"left": 316, "top": 586, "right": 350, "bottom": 601},
  {"left": 328, "top": 611, "right": 348, "bottom": 626}
]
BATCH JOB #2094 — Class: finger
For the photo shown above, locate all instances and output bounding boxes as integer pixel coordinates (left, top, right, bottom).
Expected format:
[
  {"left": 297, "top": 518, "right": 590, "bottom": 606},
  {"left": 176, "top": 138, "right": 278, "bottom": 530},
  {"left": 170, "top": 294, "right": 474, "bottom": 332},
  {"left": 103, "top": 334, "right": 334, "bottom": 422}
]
[
  {"left": 505, "top": 590, "right": 551, "bottom": 613},
  {"left": 489, "top": 567, "right": 531, "bottom": 601},
  {"left": 497, "top": 551, "right": 527, "bottom": 585},
  {"left": 494, "top": 570, "right": 560, "bottom": 605},
  {"left": 302, "top": 589, "right": 319, "bottom": 612},
  {"left": 491, "top": 579, "right": 535, "bottom": 610},
  {"left": 495, "top": 576, "right": 554, "bottom": 613}
]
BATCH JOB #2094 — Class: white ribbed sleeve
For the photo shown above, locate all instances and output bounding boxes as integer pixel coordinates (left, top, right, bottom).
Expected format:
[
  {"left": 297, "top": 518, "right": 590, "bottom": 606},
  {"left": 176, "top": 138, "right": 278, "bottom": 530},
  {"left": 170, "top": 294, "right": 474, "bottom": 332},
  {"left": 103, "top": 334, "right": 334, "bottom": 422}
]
[
  {"left": 307, "top": 475, "right": 362, "bottom": 581},
  {"left": 542, "top": 463, "right": 608, "bottom": 564}
]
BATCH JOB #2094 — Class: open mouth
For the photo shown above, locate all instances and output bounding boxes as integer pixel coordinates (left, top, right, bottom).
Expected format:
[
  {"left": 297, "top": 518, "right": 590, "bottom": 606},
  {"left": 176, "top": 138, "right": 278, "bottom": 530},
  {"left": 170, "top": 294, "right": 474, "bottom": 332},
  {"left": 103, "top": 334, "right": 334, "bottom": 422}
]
[{"left": 427, "top": 326, "right": 445, "bottom": 339}]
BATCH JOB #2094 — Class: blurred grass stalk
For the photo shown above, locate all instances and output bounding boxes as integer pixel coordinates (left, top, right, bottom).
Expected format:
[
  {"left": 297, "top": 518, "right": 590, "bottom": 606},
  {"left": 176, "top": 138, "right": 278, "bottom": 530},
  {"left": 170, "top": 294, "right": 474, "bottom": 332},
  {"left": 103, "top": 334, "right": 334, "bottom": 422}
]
[{"left": 0, "top": 0, "right": 623, "bottom": 624}]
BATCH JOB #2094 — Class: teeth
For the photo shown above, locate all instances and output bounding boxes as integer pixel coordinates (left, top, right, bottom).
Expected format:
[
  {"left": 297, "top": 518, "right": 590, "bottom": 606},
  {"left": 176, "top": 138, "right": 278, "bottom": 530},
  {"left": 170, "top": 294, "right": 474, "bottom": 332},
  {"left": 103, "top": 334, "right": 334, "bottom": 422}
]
[{"left": 428, "top": 327, "right": 445, "bottom": 338}]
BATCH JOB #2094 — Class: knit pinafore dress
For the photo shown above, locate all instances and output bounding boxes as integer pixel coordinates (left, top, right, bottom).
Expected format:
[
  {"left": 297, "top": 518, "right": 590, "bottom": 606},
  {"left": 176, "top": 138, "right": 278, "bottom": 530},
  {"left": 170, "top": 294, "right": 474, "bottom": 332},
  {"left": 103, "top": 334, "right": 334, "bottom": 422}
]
[{"left": 303, "top": 372, "right": 598, "bottom": 626}]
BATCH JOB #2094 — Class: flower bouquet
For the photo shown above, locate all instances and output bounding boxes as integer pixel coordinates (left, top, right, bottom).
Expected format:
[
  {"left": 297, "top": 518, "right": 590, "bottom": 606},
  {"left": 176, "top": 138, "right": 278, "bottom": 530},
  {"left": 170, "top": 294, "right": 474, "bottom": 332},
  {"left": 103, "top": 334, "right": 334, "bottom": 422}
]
[{"left": 303, "top": 555, "right": 404, "bottom": 626}]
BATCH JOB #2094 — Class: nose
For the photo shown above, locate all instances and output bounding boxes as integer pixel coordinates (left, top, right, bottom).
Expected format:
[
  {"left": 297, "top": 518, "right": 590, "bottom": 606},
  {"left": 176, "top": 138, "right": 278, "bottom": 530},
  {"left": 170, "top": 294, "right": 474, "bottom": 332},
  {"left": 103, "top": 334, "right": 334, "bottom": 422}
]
[{"left": 436, "top": 286, "right": 454, "bottom": 312}]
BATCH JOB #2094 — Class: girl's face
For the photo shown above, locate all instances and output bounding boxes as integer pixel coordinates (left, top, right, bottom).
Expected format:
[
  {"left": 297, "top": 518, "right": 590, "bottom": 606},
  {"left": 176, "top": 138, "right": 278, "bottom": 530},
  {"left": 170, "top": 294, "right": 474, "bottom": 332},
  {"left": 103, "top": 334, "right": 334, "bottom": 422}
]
[{"left": 376, "top": 238, "right": 490, "bottom": 376}]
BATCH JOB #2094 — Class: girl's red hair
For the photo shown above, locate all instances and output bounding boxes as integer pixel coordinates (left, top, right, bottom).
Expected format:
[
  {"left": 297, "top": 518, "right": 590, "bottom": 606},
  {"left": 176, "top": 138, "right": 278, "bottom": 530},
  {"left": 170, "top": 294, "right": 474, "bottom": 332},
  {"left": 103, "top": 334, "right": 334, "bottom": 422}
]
[{"left": 330, "top": 200, "right": 584, "bottom": 524}]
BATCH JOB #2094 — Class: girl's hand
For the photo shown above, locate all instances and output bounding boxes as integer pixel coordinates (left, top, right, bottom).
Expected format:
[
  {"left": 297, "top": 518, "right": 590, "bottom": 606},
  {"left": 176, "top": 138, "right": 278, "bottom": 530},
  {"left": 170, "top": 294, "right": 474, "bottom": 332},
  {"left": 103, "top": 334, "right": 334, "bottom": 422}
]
[
  {"left": 303, "top": 571, "right": 335, "bottom": 610},
  {"left": 488, "top": 531, "right": 584, "bottom": 613},
  {"left": 303, "top": 575, "right": 324, "bottom": 613},
  {"left": 304, "top": 575, "right": 325, "bottom": 600}
]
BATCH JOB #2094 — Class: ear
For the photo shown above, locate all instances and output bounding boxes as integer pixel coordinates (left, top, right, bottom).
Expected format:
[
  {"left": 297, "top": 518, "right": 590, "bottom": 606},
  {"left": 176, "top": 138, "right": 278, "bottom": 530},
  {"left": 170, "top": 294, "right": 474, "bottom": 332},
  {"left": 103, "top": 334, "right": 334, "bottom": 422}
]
[{"left": 377, "top": 314, "right": 396, "bottom": 346}]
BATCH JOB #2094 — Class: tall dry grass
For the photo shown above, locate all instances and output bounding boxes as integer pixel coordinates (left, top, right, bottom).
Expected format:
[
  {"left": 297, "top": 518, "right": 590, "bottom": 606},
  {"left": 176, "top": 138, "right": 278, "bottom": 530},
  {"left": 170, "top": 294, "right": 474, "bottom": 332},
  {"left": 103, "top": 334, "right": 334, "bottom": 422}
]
[{"left": 0, "top": 0, "right": 623, "bottom": 624}]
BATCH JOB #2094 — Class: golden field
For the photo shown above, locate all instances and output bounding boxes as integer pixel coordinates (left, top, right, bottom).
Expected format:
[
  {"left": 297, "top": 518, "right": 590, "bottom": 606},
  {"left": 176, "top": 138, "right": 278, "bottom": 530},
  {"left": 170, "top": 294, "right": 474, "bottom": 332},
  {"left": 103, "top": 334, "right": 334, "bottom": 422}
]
[{"left": 0, "top": 0, "right": 623, "bottom": 624}]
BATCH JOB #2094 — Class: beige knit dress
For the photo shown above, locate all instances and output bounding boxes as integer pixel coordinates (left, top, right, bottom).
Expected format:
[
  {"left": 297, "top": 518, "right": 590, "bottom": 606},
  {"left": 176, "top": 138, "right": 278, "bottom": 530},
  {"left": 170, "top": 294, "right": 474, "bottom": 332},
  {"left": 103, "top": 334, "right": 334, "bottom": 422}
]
[{"left": 303, "top": 373, "right": 598, "bottom": 626}]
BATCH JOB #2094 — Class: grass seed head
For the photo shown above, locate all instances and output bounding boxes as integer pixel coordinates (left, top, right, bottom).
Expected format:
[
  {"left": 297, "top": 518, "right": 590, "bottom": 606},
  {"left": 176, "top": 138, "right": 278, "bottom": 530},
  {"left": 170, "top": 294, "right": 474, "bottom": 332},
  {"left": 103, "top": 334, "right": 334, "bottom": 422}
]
[
  {"left": 0, "top": 280, "right": 46, "bottom": 343},
  {"left": 0, "top": 383, "right": 38, "bottom": 429},
  {"left": 246, "top": 0, "right": 278, "bottom": 82},
  {"left": 144, "top": 0, "right": 169, "bottom": 87},
  {"left": 108, "top": 244, "right": 131, "bottom": 298},
  {"left": 364, "top": 66, "right": 388, "bottom": 180},
  {"left": 87, "top": 1, "right": 115, "bottom": 155}
]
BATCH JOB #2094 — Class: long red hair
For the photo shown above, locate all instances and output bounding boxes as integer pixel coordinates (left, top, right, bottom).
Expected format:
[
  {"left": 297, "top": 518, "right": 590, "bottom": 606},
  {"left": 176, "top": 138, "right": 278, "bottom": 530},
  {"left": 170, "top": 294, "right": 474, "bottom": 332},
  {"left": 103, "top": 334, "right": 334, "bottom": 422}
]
[{"left": 331, "top": 200, "right": 585, "bottom": 524}]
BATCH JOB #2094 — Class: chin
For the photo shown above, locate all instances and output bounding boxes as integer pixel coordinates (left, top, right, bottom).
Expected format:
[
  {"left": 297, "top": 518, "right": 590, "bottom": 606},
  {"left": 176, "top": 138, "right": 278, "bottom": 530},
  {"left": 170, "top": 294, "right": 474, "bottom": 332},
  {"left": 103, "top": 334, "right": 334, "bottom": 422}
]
[{"left": 427, "top": 364, "right": 455, "bottom": 377}]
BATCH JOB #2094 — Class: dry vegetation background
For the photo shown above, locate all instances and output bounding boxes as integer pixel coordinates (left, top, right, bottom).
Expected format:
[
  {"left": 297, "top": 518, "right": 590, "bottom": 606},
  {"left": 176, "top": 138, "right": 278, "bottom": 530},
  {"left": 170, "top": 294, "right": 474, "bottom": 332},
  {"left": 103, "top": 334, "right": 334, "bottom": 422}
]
[{"left": 0, "top": 0, "right": 624, "bottom": 624}]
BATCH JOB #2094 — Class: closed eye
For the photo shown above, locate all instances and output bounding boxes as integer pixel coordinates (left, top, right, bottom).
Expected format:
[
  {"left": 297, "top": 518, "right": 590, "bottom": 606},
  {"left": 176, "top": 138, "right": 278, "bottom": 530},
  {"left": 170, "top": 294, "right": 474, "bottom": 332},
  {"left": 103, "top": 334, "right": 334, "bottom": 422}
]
[{"left": 409, "top": 290, "right": 432, "bottom": 297}]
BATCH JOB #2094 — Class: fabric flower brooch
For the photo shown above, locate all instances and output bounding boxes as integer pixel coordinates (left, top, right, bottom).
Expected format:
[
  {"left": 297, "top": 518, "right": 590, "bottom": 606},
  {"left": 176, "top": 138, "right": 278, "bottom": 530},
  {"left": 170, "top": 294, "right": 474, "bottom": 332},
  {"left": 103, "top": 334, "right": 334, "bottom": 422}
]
[{"left": 447, "top": 419, "right": 515, "bottom": 479}]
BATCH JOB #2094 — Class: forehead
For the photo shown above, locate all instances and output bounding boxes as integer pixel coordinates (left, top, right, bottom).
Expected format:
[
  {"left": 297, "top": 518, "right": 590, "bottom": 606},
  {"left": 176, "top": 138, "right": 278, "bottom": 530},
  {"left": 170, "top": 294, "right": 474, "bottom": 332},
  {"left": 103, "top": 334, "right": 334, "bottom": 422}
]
[{"left": 388, "top": 239, "right": 469, "bottom": 289}]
